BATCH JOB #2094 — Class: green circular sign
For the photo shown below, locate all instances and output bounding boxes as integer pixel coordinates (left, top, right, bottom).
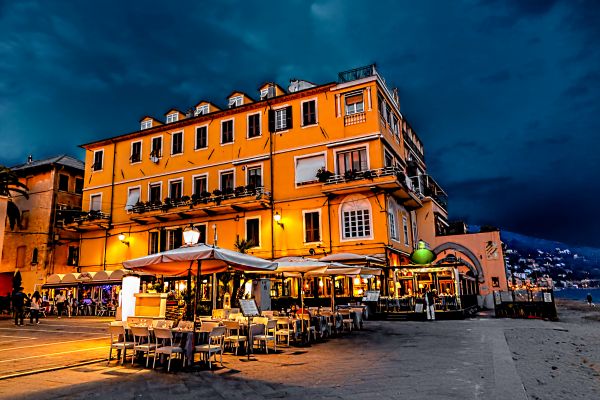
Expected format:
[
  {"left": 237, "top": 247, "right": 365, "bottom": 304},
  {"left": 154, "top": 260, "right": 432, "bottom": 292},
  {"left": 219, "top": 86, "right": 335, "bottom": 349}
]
[{"left": 410, "top": 241, "right": 436, "bottom": 265}]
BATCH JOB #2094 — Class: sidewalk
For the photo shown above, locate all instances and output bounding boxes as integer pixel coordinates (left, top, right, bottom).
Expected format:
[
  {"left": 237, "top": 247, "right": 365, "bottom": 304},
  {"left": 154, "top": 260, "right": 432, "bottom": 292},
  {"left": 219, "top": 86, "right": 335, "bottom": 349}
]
[{"left": 0, "top": 317, "right": 533, "bottom": 400}]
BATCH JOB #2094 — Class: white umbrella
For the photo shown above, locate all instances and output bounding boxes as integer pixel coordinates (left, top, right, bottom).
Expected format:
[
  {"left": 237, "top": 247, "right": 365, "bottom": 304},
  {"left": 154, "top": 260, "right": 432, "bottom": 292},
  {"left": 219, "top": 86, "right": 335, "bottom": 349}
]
[
  {"left": 123, "top": 244, "right": 276, "bottom": 326},
  {"left": 319, "top": 252, "right": 384, "bottom": 265}
]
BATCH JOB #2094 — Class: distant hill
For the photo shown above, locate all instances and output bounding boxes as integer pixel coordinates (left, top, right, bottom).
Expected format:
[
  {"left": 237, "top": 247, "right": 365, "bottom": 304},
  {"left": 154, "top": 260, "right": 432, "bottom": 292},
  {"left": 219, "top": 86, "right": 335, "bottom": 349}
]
[{"left": 469, "top": 225, "right": 599, "bottom": 257}]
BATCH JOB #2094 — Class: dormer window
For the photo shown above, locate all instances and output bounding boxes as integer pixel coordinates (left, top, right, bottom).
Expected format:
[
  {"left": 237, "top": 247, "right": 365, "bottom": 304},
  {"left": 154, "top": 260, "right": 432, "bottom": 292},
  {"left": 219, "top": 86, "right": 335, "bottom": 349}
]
[
  {"left": 166, "top": 113, "right": 179, "bottom": 123},
  {"left": 140, "top": 120, "right": 152, "bottom": 130},
  {"left": 194, "top": 104, "right": 209, "bottom": 116},
  {"left": 260, "top": 89, "right": 269, "bottom": 100},
  {"left": 260, "top": 85, "right": 276, "bottom": 100},
  {"left": 228, "top": 96, "right": 243, "bottom": 108}
]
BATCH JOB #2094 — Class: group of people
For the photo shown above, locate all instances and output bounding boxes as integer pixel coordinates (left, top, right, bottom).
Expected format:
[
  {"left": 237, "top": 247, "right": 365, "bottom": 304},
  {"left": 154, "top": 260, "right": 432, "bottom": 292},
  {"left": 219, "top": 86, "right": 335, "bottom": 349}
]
[{"left": 11, "top": 287, "right": 43, "bottom": 326}]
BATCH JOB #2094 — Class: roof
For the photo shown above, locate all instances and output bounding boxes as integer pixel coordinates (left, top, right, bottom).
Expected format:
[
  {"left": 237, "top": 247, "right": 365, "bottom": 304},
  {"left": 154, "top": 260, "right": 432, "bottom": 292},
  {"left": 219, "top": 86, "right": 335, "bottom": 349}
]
[{"left": 10, "top": 155, "right": 84, "bottom": 173}]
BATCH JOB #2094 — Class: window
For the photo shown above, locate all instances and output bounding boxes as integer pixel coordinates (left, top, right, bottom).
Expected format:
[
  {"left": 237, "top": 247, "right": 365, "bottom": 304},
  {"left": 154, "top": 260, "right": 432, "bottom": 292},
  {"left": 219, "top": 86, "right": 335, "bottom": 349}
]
[
  {"left": 169, "top": 179, "right": 182, "bottom": 199},
  {"left": 378, "top": 93, "right": 386, "bottom": 119},
  {"left": 384, "top": 150, "right": 394, "bottom": 168},
  {"left": 166, "top": 228, "right": 182, "bottom": 250},
  {"left": 221, "top": 120, "right": 234, "bottom": 144},
  {"left": 194, "top": 224, "right": 207, "bottom": 244},
  {"left": 336, "top": 147, "right": 368, "bottom": 174},
  {"left": 304, "top": 211, "right": 321, "bottom": 243},
  {"left": 31, "top": 248, "right": 38, "bottom": 265},
  {"left": 340, "top": 195, "right": 372, "bottom": 240},
  {"left": 148, "top": 231, "right": 159, "bottom": 255},
  {"left": 149, "top": 183, "right": 162, "bottom": 203},
  {"left": 302, "top": 100, "right": 317, "bottom": 126},
  {"left": 131, "top": 141, "right": 142, "bottom": 163},
  {"left": 58, "top": 174, "right": 69, "bottom": 191},
  {"left": 403, "top": 216, "right": 409, "bottom": 246},
  {"left": 229, "top": 96, "right": 243, "bottom": 108},
  {"left": 247, "top": 166, "right": 262, "bottom": 187},
  {"left": 412, "top": 219, "right": 418, "bottom": 247},
  {"left": 295, "top": 154, "right": 326, "bottom": 185},
  {"left": 75, "top": 178, "right": 84, "bottom": 194},
  {"left": 92, "top": 150, "right": 103, "bottom": 171},
  {"left": 171, "top": 132, "right": 183, "bottom": 155},
  {"left": 16, "top": 246, "right": 26, "bottom": 269},
  {"left": 246, "top": 218, "right": 260, "bottom": 247},
  {"left": 90, "top": 194, "right": 102, "bottom": 211},
  {"left": 195, "top": 104, "right": 209, "bottom": 116},
  {"left": 193, "top": 175, "right": 207, "bottom": 196},
  {"left": 166, "top": 113, "right": 178, "bottom": 123},
  {"left": 492, "top": 277, "right": 500, "bottom": 288},
  {"left": 269, "top": 106, "right": 292, "bottom": 132},
  {"left": 141, "top": 120, "right": 152, "bottom": 130},
  {"left": 67, "top": 246, "right": 79, "bottom": 266},
  {"left": 220, "top": 171, "right": 234, "bottom": 191},
  {"left": 195, "top": 126, "right": 208, "bottom": 149},
  {"left": 260, "top": 88, "right": 269, "bottom": 100},
  {"left": 125, "top": 187, "right": 141, "bottom": 211},
  {"left": 389, "top": 211, "right": 398, "bottom": 240},
  {"left": 345, "top": 91, "right": 364, "bottom": 115},
  {"left": 247, "top": 113, "right": 261, "bottom": 138},
  {"left": 151, "top": 137, "right": 162, "bottom": 158}
]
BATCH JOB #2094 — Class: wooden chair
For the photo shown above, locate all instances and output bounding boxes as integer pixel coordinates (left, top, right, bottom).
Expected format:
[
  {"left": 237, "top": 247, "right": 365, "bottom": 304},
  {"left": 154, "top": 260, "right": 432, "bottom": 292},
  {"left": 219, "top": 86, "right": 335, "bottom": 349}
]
[
  {"left": 153, "top": 327, "right": 185, "bottom": 371},
  {"left": 222, "top": 320, "right": 247, "bottom": 355},
  {"left": 107, "top": 323, "right": 134, "bottom": 365},
  {"left": 131, "top": 326, "right": 157, "bottom": 367},
  {"left": 194, "top": 326, "right": 226, "bottom": 369}
]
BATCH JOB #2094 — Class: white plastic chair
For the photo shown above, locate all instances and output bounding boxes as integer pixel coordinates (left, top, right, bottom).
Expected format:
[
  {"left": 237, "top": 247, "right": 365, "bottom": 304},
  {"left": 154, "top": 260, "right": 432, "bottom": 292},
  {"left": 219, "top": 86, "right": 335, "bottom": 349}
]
[
  {"left": 253, "top": 319, "right": 277, "bottom": 353},
  {"left": 131, "top": 326, "right": 157, "bottom": 367},
  {"left": 153, "top": 327, "right": 184, "bottom": 371},
  {"left": 194, "top": 326, "right": 226, "bottom": 368},
  {"left": 107, "top": 323, "right": 134, "bottom": 365},
  {"left": 223, "top": 320, "right": 247, "bottom": 355}
]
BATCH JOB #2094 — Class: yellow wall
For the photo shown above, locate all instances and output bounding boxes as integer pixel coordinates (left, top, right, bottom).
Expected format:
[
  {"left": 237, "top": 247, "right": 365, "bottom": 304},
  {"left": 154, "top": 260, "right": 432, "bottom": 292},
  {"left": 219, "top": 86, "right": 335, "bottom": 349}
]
[{"left": 78, "top": 75, "right": 441, "bottom": 271}]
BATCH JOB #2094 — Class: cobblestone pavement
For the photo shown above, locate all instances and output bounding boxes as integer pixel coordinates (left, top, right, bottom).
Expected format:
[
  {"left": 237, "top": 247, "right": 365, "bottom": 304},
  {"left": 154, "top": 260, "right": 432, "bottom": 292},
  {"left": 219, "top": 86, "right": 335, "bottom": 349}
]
[{"left": 0, "top": 316, "right": 538, "bottom": 400}]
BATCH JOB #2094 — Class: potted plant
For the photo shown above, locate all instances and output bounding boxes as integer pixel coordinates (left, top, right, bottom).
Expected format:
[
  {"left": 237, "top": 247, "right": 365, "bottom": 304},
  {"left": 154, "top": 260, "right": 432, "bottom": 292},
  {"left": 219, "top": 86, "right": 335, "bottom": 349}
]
[
  {"left": 245, "top": 183, "right": 256, "bottom": 194},
  {"left": 201, "top": 190, "right": 212, "bottom": 204},
  {"left": 362, "top": 170, "right": 375, "bottom": 180},
  {"left": 234, "top": 185, "right": 245, "bottom": 197},
  {"left": 316, "top": 167, "right": 333, "bottom": 183},
  {"left": 344, "top": 169, "right": 358, "bottom": 181},
  {"left": 161, "top": 197, "right": 172, "bottom": 212}
]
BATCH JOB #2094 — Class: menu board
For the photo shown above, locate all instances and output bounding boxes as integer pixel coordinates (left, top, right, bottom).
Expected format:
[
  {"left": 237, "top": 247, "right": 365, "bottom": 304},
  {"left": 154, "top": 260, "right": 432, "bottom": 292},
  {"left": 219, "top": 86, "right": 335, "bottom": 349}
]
[
  {"left": 364, "top": 291, "right": 380, "bottom": 302},
  {"left": 239, "top": 299, "right": 260, "bottom": 317}
]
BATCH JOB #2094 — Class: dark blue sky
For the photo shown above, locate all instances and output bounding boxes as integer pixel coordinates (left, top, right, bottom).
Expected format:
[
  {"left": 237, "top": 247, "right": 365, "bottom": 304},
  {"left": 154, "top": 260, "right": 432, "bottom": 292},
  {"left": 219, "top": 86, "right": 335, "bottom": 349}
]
[{"left": 1, "top": 1, "right": 599, "bottom": 247}]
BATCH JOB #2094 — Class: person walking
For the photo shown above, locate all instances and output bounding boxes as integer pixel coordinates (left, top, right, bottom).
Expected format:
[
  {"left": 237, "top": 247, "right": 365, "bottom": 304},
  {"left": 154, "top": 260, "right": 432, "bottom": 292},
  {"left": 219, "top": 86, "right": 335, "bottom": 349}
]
[
  {"left": 29, "top": 291, "right": 42, "bottom": 324},
  {"left": 55, "top": 291, "right": 66, "bottom": 318},
  {"left": 586, "top": 293, "right": 595, "bottom": 307},
  {"left": 425, "top": 287, "right": 436, "bottom": 321},
  {"left": 12, "top": 287, "right": 26, "bottom": 326}
]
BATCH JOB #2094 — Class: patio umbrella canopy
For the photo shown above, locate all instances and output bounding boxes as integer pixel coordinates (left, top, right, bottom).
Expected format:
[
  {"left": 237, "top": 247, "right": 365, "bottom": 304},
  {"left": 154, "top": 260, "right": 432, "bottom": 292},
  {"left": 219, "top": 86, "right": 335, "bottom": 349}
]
[
  {"left": 123, "top": 243, "right": 276, "bottom": 275},
  {"left": 319, "top": 252, "right": 384, "bottom": 264}
]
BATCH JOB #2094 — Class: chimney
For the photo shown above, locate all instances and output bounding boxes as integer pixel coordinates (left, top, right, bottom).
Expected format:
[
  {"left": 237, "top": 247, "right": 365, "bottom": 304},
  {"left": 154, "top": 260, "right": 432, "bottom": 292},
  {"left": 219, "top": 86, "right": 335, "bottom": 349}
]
[{"left": 27, "top": 155, "right": 33, "bottom": 164}]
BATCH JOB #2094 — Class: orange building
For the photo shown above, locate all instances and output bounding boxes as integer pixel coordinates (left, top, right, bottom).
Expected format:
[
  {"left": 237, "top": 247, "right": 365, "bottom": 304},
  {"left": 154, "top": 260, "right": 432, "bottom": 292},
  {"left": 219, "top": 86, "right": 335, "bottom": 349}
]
[
  {"left": 0, "top": 155, "right": 84, "bottom": 294},
  {"left": 72, "top": 65, "right": 504, "bottom": 309}
]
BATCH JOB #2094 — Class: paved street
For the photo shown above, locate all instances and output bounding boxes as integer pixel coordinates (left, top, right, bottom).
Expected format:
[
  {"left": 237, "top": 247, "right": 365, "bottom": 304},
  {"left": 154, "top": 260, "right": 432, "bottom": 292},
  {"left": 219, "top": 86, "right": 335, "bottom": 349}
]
[{"left": 0, "top": 315, "right": 539, "bottom": 400}]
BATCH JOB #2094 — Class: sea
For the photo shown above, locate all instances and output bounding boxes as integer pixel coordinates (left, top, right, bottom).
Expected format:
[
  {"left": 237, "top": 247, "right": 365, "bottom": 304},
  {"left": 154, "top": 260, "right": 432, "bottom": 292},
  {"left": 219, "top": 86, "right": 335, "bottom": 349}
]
[{"left": 553, "top": 287, "right": 600, "bottom": 301}]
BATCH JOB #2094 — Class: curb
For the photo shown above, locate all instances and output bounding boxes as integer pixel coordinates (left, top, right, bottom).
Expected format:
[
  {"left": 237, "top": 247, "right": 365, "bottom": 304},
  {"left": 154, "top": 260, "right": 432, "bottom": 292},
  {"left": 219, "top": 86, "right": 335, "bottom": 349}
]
[{"left": 0, "top": 358, "right": 105, "bottom": 381}]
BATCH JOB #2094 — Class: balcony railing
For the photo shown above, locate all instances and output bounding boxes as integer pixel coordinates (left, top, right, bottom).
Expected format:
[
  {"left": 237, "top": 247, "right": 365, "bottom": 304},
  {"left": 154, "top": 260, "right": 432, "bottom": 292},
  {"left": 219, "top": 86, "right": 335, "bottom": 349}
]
[
  {"left": 403, "top": 131, "right": 425, "bottom": 162},
  {"left": 130, "top": 186, "right": 269, "bottom": 214},
  {"left": 324, "top": 166, "right": 408, "bottom": 186},
  {"left": 338, "top": 64, "right": 376, "bottom": 83},
  {"left": 344, "top": 112, "right": 366, "bottom": 126},
  {"left": 409, "top": 175, "right": 448, "bottom": 210}
]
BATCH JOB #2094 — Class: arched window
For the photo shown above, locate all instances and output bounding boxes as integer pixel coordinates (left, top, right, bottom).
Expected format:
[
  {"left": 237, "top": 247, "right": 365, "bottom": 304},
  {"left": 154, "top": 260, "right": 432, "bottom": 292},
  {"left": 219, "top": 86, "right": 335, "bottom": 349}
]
[{"left": 339, "top": 194, "right": 372, "bottom": 240}]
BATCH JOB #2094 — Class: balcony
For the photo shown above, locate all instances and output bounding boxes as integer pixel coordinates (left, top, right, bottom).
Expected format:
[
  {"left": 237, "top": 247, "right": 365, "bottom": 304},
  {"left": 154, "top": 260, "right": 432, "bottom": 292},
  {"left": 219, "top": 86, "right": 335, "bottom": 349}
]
[
  {"left": 344, "top": 112, "right": 366, "bottom": 126},
  {"left": 129, "top": 186, "right": 271, "bottom": 224},
  {"left": 403, "top": 130, "right": 425, "bottom": 162},
  {"left": 63, "top": 210, "right": 111, "bottom": 231},
  {"left": 338, "top": 64, "right": 376, "bottom": 83},
  {"left": 320, "top": 167, "right": 422, "bottom": 209},
  {"left": 409, "top": 175, "right": 448, "bottom": 210}
]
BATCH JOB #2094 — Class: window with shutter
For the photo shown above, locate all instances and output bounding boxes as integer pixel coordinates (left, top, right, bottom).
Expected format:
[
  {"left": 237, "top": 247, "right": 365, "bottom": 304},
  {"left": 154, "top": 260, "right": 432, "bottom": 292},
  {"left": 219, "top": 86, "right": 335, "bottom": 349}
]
[
  {"left": 90, "top": 194, "right": 102, "bottom": 211},
  {"left": 344, "top": 91, "right": 365, "bottom": 115},
  {"left": 295, "top": 154, "right": 326, "bottom": 184},
  {"left": 125, "top": 187, "right": 140, "bottom": 210}
]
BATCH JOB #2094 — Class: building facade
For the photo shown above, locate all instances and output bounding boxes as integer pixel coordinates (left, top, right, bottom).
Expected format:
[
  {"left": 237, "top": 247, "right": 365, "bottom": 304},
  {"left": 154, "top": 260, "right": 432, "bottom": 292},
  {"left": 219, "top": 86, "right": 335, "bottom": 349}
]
[
  {"left": 74, "top": 65, "right": 511, "bottom": 308},
  {"left": 0, "top": 155, "right": 84, "bottom": 294}
]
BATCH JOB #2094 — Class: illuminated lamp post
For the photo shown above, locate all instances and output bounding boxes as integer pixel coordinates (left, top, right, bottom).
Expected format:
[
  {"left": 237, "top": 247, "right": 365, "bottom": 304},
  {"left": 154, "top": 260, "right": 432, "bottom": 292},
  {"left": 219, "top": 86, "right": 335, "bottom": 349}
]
[{"left": 182, "top": 225, "right": 200, "bottom": 319}]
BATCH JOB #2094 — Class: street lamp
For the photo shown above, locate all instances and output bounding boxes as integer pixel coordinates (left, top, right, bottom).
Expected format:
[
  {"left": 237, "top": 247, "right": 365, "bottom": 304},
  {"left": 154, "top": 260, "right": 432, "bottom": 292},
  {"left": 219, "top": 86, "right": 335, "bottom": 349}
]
[
  {"left": 118, "top": 233, "right": 129, "bottom": 246},
  {"left": 183, "top": 225, "right": 200, "bottom": 246},
  {"left": 274, "top": 211, "right": 284, "bottom": 229}
]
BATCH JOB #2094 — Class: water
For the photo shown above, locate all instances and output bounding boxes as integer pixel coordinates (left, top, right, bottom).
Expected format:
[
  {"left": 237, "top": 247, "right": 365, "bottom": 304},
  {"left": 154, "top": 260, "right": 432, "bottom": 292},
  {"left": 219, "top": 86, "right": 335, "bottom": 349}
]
[{"left": 553, "top": 287, "right": 600, "bottom": 301}]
